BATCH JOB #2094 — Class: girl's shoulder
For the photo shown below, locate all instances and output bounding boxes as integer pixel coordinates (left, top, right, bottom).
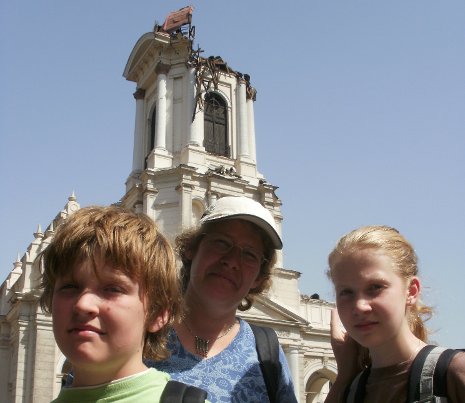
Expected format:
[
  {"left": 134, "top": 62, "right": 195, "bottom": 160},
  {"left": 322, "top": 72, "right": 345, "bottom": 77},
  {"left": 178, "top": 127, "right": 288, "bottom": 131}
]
[
  {"left": 448, "top": 350, "right": 465, "bottom": 385},
  {"left": 447, "top": 350, "right": 465, "bottom": 403},
  {"left": 449, "top": 350, "right": 465, "bottom": 368},
  {"left": 447, "top": 351, "right": 465, "bottom": 402}
]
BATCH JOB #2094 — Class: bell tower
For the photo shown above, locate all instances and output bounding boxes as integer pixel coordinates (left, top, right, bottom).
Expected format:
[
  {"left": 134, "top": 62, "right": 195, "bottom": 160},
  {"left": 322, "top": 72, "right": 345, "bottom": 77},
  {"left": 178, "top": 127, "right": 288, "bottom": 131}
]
[{"left": 121, "top": 7, "right": 282, "bottom": 264}]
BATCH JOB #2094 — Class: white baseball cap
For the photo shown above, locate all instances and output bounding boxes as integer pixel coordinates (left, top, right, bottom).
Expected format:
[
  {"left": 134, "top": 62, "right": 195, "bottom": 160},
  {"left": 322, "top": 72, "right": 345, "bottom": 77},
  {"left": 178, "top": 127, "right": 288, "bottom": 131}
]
[{"left": 199, "top": 196, "right": 283, "bottom": 249}]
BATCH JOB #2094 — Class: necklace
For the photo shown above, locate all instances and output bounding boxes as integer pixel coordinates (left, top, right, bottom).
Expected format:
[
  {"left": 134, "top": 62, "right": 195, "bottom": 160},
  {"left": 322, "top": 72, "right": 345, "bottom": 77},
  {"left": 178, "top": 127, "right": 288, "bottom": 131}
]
[{"left": 184, "top": 320, "right": 237, "bottom": 358}]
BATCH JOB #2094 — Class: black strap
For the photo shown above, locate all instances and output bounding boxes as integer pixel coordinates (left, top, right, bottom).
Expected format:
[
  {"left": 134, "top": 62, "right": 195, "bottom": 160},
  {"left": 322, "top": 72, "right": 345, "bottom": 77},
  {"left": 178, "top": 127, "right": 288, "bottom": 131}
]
[
  {"left": 433, "top": 348, "right": 464, "bottom": 396},
  {"left": 344, "top": 366, "right": 371, "bottom": 403},
  {"left": 160, "top": 380, "right": 208, "bottom": 403},
  {"left": 354, "top": 367, "right": 371, "bottom": 402},
  {"left": 250, "top": 324, "right": 280, "bottom": 403},
  {"left": 407, "top": 344, "right": 436, "bottom": 402}
]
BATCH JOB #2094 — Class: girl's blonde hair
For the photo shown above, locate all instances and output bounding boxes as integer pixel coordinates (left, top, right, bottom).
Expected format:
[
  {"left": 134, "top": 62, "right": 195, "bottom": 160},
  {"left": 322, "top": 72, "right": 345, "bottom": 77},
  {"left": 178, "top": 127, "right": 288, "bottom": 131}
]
[
  {"left": 327, "top": 225, "right": 432, "bottom": 366},
  {"left": 40, "top": 205, "right": 182, "bottom": 361}
]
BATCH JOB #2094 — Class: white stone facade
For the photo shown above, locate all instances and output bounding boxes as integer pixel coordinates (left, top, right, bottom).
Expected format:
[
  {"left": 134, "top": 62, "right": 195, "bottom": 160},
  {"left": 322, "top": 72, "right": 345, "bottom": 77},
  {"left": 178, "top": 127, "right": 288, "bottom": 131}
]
[{"left": 0, "top": 13, "right": 337, "bottom": 403}]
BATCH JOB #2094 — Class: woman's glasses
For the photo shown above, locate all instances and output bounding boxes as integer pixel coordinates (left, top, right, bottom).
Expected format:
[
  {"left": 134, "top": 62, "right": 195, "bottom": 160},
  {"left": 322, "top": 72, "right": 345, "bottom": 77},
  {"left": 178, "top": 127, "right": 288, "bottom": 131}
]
[{"left": 202, "top": 232, "right": 266, "bottom": 269}]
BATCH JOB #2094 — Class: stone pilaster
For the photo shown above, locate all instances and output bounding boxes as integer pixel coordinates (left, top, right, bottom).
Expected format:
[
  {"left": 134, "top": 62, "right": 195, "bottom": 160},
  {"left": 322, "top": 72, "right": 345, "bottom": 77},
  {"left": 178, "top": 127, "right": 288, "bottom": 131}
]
[
  {"left": 154, "top": 63, "right": 171, "bottom": 151},
  {"left": 237, "top": 79, "right": 249, "bottom": 158},
  {"left": 132, "top": 88, "right": 146, "bottom": 173}
]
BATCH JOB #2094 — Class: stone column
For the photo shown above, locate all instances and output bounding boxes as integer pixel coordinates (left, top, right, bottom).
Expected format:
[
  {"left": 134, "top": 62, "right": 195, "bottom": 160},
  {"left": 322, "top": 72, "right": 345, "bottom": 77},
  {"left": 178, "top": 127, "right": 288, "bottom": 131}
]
[
  {"left": 142, "top": 174, "right": 159, "bottom": 219},
  {"left": 246, "top": 87, "right": 257, "bottom": 162},
  {"left": 287, "top": 346, "right": 301, "bottom": 401},
  {"left": 188, "top": 67, "right": 203, "bottom": 146},
  {"left": 207, "top": 191, "right": 218, "bottom": 207},
  {"left": 132, "top": 88, "right": 146, "bottom": 172},
  {"left": 154, "top": 63, "right": 170, "bottom": 150},
  {"left": 237, "top": 78, "right": 249, "bottom": 158},
  {"left": 177, "top": 183, "right": 194, "bottom": 230},
  {"left": 32, "top": 317, "right": 55, "bottom": 402},
  {"left": 0, "top": 317, "right": 10, "bottom": 403},
  {"left": 134, "top": 201, "right": 143, "bottom": 215}
]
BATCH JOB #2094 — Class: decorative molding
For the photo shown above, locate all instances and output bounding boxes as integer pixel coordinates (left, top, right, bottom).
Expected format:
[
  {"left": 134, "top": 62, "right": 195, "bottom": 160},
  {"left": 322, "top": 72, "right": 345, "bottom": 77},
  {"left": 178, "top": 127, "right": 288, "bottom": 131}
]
[
  {"left": 275, "top": 329, "right": 291, "bottom": 338},
  {"left": 206, "top": 165, "right": 240, "bottom": 178},
  {"left": 133, "top": 88, "right": 146, "bottom": 100}
]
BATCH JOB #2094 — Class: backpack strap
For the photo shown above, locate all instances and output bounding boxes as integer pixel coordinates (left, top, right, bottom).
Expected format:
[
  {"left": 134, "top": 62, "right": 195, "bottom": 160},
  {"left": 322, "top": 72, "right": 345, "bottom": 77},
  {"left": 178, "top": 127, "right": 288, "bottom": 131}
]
[
  {"left": 249, "top": 324, "right": 280, "bottom": 403},
  {"left": 407, "top": 345, "right": 465, "bottom": 402},
  {"left": 418, "top": 346, "right": 447, "bottom": 401},
  {"left": 407, "top": 344, "right": 437, "bottom": 402},
  {"left": 345, "top": 367, "right": 370, "bottom": 403},
  {"left": 160, "top": 380, "right": 208, "bottom": 403}
]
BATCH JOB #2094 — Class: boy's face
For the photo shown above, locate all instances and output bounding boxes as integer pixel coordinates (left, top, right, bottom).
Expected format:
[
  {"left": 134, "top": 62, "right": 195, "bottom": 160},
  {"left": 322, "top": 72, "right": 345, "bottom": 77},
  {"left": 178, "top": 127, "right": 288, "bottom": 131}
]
[{"left": 52, "top": 258, "right": 155, "bottom": 386}]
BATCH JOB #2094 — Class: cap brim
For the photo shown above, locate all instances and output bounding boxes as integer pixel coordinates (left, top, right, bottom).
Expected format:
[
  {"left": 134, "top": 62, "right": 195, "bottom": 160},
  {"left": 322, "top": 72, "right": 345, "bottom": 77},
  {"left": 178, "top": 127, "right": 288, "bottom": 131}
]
[{"left": 200, "top": 213, "right": 283, "bottom": 250}]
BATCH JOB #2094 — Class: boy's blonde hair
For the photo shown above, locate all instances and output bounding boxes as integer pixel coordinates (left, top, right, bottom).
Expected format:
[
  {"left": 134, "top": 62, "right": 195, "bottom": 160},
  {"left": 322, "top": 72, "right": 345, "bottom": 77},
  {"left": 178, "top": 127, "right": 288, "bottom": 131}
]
[
  {"left": 40, "top": 205, "right": 182, "bottom": 361},
  {"left": 327, "top": 225, "right": 433, "bottom": 366}
]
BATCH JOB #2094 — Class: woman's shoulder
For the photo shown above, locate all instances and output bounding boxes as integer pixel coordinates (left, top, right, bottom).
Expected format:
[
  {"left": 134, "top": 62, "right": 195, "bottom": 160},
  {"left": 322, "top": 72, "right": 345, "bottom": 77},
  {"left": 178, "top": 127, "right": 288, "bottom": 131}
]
[
  {"left": 230, "top": 318, "right": 257, "bottom": 350},
  {"left": 235, "top": 318, "right": 256, "bottom": 342}
]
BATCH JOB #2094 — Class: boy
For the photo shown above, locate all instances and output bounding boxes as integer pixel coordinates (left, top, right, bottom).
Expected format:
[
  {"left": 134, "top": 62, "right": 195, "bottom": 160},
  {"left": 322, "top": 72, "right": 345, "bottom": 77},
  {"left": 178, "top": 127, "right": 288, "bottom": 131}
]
[{"left": 40, "top": 206, "right": 207, "bottom": 402}]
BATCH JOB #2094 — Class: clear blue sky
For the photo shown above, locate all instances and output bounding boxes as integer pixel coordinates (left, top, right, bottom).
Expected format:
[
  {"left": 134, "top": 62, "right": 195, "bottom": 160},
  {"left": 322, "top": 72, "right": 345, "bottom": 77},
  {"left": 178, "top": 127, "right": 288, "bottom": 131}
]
[{"left": 1, "top": 1, "right": 464, "bottom": 348}]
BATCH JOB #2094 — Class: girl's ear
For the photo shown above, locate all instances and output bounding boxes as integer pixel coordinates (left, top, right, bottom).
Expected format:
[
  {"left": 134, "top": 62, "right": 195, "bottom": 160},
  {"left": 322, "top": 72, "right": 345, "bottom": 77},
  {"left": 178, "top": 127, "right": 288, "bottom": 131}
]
[
  {"left": 406, "top": 277, "right": 420, "bottom": 305},
  {"left": 147, "top": 310, "right": 169, "bottom": 333}
]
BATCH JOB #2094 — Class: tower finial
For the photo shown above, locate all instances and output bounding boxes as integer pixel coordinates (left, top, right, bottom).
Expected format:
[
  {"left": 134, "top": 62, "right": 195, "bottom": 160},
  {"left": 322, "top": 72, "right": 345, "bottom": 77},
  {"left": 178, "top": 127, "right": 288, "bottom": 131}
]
[{"left": 34, "top": 224, "right": 44, "bottom": 239}]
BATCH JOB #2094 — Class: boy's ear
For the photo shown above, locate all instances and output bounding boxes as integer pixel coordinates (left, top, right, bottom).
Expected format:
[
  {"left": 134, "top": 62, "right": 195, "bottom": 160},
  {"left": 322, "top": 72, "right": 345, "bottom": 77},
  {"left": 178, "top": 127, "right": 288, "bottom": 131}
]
[
  {"left": 147, "top": 310, "right": 169, "bottom": 333},
  {"left": 185, "top": 247, "right": 193, "bottom": 260},
  {"left": 406, "top": 277, "right": 420, "bottom": 305}
]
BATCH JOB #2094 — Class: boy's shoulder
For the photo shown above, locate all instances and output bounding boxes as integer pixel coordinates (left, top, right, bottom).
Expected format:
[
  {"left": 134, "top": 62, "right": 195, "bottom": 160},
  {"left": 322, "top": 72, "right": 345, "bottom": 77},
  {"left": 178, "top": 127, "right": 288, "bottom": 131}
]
[{"left": 160, "top": 380, "right": 209, "bottom": 403}]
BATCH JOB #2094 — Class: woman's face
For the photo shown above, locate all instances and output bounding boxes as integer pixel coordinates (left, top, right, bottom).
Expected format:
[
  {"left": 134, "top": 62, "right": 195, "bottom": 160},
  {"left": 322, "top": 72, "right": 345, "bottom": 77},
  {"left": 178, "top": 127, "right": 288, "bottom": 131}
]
[
  {"left": 331, "top": 249, "right": 413, "bottom": 351},
  {"left": 186, "top": 219, "right": 265, "bottom": 311}
]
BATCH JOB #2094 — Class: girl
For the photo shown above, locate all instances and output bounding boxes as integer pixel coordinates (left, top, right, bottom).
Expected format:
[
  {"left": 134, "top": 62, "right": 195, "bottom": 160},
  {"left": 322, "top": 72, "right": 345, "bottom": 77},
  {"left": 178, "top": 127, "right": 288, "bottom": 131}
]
[{"left": 325, "top": 225, "right": 465, "bottom": 403}]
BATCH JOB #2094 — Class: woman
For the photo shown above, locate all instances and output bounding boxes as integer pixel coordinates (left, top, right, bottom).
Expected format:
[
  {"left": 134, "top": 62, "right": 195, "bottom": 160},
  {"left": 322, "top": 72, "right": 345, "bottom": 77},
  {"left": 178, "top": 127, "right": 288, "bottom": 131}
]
[{"left": 151, "top": 196, "right": 298, "bottom": 403}]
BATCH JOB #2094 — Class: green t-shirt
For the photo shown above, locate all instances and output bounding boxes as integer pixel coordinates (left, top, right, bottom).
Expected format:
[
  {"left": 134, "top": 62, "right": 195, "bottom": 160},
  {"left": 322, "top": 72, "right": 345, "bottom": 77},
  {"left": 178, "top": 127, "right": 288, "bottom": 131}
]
[{"left": 52, "top": 368, "right": 169, "bottom": 402}]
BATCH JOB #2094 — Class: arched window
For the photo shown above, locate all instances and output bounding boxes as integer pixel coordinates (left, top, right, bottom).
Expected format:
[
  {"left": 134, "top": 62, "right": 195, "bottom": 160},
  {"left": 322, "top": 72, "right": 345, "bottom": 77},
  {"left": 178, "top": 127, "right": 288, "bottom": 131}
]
[
  {"left": 204, "top": 92, "right": 229, "bottom": 156},
  {"left": 145, "top": 107, "right": 156, "bottom": 168}
]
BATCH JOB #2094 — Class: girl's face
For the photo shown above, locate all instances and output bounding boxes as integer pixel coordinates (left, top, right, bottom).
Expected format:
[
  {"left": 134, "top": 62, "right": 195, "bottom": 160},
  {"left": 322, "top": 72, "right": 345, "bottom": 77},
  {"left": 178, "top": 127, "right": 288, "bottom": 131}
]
[{"left": 331, "top": 249, "right": 414, "bottom": 351}]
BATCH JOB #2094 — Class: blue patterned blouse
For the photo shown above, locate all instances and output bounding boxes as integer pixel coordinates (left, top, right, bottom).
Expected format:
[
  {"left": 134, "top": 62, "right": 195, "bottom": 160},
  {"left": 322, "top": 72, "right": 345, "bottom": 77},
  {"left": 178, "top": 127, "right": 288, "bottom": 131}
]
[{"left": 149, "top": 319, "right": 298, "bottom": 403}]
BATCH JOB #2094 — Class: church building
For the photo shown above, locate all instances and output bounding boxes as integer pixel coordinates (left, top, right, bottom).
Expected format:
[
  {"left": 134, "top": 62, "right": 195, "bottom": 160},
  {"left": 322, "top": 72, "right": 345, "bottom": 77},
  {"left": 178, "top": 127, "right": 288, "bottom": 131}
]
[{"left": 0, "top": 7, "right": 336, "bottom": 402}]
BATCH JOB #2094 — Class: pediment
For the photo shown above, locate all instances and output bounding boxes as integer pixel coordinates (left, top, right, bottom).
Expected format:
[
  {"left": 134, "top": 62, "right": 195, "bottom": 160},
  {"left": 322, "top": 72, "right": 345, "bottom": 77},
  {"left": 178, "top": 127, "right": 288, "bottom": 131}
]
[
  {"left": 239, "top": 294, "right": 308, "bottom": 329},
  {"left": 123, "top": 32, "right": 191, "bottom": 84}
]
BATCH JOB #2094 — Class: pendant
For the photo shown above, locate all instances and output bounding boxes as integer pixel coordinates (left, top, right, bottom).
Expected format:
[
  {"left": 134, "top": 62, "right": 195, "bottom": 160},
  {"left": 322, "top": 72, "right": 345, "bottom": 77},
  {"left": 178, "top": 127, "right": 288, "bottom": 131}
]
[{"left": 194, "top": 336, "right": 210, "bottom": 357}]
